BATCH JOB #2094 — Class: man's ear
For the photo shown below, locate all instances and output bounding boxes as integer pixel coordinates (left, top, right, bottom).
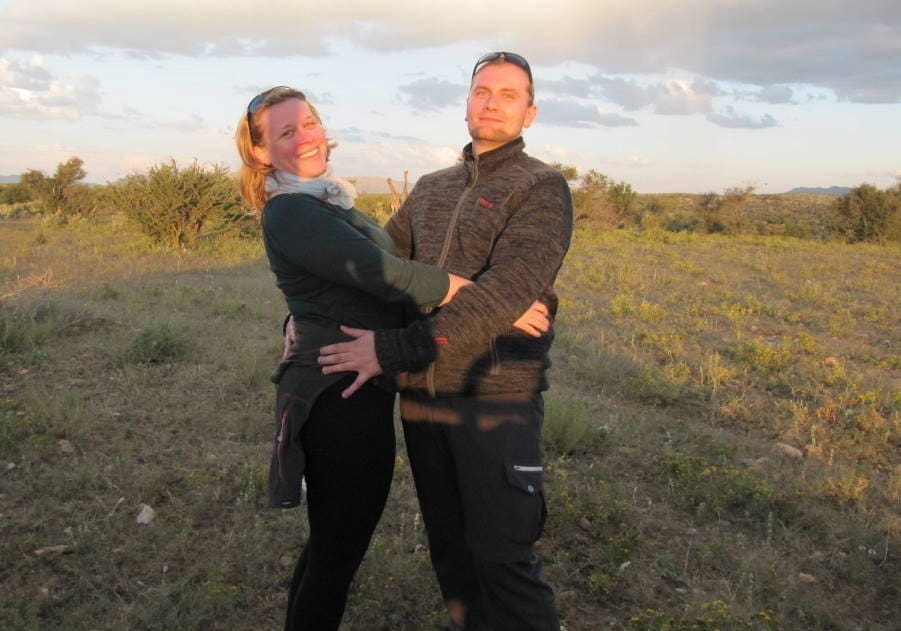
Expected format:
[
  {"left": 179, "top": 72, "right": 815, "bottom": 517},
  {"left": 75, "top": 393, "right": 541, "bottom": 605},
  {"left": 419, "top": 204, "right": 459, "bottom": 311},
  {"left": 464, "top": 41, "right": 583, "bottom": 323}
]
[{"left": 522, "top": 104, "right": 537, "bottom": 129}]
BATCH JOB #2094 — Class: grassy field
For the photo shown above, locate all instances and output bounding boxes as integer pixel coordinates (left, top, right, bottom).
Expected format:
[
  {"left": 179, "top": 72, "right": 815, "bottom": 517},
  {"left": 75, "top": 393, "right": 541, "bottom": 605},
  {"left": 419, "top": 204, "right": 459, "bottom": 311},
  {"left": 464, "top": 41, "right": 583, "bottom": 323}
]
[{"left": 1, "top": 212, "right": 898, "bottom": 630}]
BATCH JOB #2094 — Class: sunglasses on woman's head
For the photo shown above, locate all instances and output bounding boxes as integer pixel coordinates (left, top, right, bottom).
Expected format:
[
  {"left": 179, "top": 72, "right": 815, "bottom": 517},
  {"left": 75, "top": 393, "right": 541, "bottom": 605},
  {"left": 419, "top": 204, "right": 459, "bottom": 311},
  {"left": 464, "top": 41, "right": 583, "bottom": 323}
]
[{"left": 246, "top": 86, "right": 300, "bottom": 126}]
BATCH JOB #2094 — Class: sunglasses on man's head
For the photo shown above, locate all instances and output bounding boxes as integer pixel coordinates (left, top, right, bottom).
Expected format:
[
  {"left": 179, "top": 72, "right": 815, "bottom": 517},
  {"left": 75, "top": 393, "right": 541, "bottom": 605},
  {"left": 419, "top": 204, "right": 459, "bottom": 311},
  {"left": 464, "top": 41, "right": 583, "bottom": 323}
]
[
  {"left": 471, "top": 52, "right": 533, "bottom": 84},
  {"left": 246, "top": 86, "right": 300, "bottom": 126}
]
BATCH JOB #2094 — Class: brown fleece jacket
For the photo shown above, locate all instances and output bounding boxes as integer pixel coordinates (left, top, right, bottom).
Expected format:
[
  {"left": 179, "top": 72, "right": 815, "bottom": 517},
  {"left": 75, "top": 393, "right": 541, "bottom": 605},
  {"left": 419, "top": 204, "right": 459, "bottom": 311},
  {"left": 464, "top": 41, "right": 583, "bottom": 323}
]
[{"left": 373, "top": 137, "right": 573, "bottom": 397}]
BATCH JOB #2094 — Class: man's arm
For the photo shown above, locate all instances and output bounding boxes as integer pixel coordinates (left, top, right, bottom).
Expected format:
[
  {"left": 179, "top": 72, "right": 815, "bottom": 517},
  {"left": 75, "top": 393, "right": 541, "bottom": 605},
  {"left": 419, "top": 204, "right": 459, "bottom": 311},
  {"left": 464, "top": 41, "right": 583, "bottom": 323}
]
[
  {"left": 320, "top": 173, "right": 572, "bottom": 397},
  {"left": 375, "top": 173, "right": 573, "bottom": 375}
]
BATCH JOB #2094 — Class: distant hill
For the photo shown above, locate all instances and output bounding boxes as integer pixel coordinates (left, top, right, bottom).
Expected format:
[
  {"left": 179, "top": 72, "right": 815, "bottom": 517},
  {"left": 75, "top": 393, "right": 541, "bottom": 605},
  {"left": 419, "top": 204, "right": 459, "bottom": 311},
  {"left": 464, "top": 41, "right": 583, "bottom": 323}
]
[
  {"left": 787, "top": 186, "right": 851, "bottom": 196},
  {"left": 0, "top": 174, "right": 19, "bottom": 184}
]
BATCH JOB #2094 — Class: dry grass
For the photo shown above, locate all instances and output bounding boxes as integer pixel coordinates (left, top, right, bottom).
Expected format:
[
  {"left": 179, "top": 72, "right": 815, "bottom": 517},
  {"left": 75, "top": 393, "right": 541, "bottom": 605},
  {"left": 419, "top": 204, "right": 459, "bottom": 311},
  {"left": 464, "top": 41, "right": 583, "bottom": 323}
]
[{"left": 1, "top": 211, "right": 898, "bottom": 630}]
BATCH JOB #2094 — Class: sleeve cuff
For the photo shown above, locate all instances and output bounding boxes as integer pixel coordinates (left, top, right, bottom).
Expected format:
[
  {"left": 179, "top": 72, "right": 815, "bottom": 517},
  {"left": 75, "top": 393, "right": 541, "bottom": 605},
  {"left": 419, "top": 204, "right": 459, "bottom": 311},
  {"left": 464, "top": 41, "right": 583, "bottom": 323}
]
[{"left": 374, "top": 320, "right": 436, "bottom": 375}]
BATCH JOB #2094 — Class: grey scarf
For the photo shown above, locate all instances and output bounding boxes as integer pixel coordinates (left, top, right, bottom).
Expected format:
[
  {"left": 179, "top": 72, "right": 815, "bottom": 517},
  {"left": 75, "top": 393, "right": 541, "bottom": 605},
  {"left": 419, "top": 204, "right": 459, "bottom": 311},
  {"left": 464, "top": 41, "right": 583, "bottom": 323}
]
[{"left": 265, "top": 166, "right": 357, "bottom": 209}]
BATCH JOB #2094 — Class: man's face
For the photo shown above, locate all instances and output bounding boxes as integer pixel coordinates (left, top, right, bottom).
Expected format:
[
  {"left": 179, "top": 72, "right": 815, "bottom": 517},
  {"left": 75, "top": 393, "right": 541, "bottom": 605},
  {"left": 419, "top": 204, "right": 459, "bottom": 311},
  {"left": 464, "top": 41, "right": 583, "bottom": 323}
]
[{"left": 466, "top": 62, "right": 537, "bottom": 154}]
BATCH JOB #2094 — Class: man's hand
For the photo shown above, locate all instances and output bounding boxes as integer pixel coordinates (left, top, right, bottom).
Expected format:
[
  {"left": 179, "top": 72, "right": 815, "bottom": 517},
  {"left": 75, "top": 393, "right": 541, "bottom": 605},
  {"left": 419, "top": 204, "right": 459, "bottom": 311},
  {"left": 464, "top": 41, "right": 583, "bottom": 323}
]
[
  {"left": 513, "top": 300, "right": 550, "bottom": 337},
  {"left": 318, "top": 326, "right": 383, "bottom": 398},
  {"left": 283, "top": 315, "right": 297, "bottom": 359}
]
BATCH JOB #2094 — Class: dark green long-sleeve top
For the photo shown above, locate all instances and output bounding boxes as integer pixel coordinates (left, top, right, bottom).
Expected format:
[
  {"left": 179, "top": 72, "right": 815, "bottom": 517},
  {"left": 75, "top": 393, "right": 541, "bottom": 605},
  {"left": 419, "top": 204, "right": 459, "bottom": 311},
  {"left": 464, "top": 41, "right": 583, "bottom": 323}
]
[
  {"left": 262, "top": 192, "right": 450, "bottom": 328},
  {"left": 260, "top": 192, "right": 449, "bottom": 509}
]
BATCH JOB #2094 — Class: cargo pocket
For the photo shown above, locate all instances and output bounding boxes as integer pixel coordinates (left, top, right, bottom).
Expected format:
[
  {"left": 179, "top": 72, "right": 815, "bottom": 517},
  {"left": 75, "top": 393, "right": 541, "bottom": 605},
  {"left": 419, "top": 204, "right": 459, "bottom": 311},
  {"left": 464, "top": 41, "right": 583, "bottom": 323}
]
[{"left": 502, "top": 462, "right": 547, "bottom": 545}]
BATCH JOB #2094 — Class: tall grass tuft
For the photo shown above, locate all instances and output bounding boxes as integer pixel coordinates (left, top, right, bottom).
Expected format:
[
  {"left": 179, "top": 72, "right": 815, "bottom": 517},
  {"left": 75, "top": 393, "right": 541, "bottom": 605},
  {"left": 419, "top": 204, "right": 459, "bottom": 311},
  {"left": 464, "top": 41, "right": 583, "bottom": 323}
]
[
  {"left": 128, "top": 322, "right": 194, "bottom": 363},
  {"left": 543, "top": 395, "right": 595, "bottom": 454}
]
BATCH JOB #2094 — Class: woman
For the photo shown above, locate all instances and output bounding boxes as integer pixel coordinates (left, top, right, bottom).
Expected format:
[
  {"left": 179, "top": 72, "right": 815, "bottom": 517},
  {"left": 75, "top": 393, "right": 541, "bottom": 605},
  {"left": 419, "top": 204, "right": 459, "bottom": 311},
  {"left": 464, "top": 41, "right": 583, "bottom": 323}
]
[{"left": 236, "top": 86, "right": 546, "bottom": 630}]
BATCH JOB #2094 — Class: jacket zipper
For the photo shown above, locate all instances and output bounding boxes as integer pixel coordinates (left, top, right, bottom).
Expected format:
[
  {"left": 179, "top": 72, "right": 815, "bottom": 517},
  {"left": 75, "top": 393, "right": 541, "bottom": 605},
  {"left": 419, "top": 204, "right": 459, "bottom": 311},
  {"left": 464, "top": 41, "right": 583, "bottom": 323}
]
[
  {"left": 427, "top": 159, "right": 480, "bottom": 397},
  {"left": 489, "top": 337, "right": 500, "bottom": 375}
]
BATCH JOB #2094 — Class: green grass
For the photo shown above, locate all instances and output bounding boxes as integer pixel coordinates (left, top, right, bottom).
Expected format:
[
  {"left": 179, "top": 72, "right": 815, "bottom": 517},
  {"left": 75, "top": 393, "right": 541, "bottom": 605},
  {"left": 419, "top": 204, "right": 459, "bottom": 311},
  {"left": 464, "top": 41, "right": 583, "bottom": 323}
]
[{"left": 1, "top": 214, "right": 899, "bottom": 629}]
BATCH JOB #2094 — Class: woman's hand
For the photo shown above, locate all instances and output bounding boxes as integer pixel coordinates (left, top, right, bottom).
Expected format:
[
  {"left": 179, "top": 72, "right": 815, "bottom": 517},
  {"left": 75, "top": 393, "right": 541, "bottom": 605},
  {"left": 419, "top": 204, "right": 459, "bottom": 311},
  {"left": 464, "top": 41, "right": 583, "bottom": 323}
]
[
  {"left": 439, "top": 273, "right": 473, "bottom": 306},
  {"left": 318, "top": 326, "right": 383, "bottom": 398},
  {"left": 513, "top": 301, "right": 550, "bottom": 337},
  {"left": 283, "top": 315, "right": 297, "bottom": 359}
]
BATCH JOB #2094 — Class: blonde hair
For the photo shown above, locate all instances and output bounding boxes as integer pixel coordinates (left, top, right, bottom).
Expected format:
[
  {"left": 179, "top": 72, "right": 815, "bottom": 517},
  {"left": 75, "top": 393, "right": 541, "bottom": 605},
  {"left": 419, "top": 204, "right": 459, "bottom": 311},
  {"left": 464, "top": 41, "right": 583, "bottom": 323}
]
[{"left": 235, "top": 87, "right": 333, "bottom": 213}]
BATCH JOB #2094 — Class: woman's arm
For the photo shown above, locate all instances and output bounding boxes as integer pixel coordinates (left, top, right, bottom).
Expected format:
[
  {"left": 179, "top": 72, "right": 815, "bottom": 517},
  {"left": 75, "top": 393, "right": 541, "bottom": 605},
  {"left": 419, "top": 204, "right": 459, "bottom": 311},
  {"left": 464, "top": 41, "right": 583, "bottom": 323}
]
[{"left": 265, "top": 196, "right": 449, "bottom": 308}]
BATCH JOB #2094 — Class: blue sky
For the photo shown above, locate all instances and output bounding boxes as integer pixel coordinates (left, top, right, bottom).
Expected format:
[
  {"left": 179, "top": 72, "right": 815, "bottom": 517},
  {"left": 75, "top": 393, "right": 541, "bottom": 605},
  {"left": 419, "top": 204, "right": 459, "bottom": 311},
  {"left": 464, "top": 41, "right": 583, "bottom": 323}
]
[{"left": 0, "top": 0, "right": 898, "bottom": 193}]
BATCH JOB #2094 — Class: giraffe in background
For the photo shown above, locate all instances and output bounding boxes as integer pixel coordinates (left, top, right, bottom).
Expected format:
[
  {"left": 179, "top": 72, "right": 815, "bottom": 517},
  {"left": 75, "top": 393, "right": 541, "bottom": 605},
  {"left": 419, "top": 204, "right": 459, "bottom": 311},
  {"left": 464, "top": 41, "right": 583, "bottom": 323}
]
[{"left": 387, "top": 170, "right": 409, "bottom": 213}]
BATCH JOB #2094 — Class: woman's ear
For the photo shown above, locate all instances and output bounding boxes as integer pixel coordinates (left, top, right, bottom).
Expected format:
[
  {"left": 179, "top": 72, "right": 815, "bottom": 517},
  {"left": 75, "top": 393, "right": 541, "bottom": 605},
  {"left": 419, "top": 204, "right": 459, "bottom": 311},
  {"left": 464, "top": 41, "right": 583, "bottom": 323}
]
[{"left": 252, "top": 144, "right": 270, "bottom": 166}]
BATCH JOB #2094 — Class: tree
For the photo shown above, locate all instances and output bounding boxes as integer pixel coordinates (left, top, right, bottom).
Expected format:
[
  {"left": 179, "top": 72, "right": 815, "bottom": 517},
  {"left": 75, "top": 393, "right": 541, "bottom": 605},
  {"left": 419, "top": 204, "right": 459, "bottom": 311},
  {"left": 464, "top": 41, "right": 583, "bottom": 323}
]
[
  {"left": 19, "top": 157, "right": 90, "bottom": 216},
  {"left": 550, "top": 162, "right": 579, "bottom": 183},
  {"left": 113, "top": 160, "right": 248, "bottom": 247},
  {"left": 0, "top": 182, "right": 31, "bottom": 205},
  {"left": 833, "top": 183, "right": 900, "bottom": 243},
  {"left": 607, "top": 181, "right": 638, "bottom": 222},
  {"left": 697, "top": 184, "right": 755, "bottom": 234}
]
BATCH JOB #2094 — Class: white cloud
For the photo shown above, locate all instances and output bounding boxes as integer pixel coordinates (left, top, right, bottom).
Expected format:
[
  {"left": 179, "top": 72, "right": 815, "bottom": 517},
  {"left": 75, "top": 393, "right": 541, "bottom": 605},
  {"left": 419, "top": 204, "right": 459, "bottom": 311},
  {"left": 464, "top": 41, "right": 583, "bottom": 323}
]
[
  {"left": 327, "top": 126, "right": 459, "bottom": 178},
  {"left": 1, "top": 1, "right": 897, "bottom": 102},
  {"left": 0, "top": 55, "right": 53, "bottom": 90},
  {"left": 754, "top": 85, "right": 796, "bottom": 105},
  {"left": 397, "top": 77, "right": 463, "bottom": 111},
  {"left": 653, "top": 79, "right": 717, "bottom": 116},
  {"left": 0, "top": 56, "right": 101, "bottom": 119},
  {"left": 706, "top": 106, "right": 779, "bottom": 129},
  {"left": 537, "top": 98, "right": 637, "bottom": 128}
]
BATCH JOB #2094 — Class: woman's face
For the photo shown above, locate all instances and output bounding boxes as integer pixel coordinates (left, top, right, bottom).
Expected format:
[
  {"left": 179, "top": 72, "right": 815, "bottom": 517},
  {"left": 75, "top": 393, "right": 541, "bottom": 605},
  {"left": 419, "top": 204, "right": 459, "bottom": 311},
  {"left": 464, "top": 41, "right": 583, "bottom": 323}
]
[{"left": 254, "top": 98, "right": 328, "bottom": 178}]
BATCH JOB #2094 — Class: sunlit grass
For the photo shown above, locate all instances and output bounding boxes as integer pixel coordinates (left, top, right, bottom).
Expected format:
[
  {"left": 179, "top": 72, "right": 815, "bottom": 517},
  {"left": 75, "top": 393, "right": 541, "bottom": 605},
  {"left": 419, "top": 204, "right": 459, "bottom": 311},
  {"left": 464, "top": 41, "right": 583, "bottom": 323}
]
[{"left": 1, "top": 214, "right": 899, "bottom": 630}]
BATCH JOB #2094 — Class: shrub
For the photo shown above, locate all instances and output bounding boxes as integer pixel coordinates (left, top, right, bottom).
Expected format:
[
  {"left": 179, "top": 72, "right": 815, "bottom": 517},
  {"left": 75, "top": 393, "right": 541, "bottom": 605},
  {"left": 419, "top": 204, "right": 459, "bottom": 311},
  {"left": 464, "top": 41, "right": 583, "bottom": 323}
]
[
  {"left": 0, "top": 182, "right": 31, "bottom": 205},
  {"left": 0, "top": 306, "right": 52, "bottom": 355},
  {"left": 568, "top": 168, "right": 641, "bottom": 228},
  {"left": 113, "top": 160, "right": 250, "bottom": 247},
  {"left": 696, "top": 185, "right": 755, "bottom": 234},
  {"left": 661, "top": 453, "right": 778, "bottom": 520},
  {"left": 19, "top": 157, "right": 93, "bottom": 217},
  {"left": 355, "top": 193, "right": 393, "bottom": 224},
  {"left": 0, "top": 302, "right": 101, "bottom": 356},
  {"left": 543, "top": 396, "right": 595, "bottom": 454},
  {"left": 128, "top": 323, "right": 194, "bottom": 363},
  {"left": 832, "top": 183, "right": 901, "bottom": 243}
]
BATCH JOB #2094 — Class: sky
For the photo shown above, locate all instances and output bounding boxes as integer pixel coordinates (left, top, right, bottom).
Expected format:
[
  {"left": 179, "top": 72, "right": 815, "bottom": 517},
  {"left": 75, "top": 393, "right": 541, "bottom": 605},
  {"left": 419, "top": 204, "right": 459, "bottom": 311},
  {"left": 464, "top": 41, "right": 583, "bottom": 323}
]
[{"left": 0, "top": 0, "right": 898, "bottom": 194}]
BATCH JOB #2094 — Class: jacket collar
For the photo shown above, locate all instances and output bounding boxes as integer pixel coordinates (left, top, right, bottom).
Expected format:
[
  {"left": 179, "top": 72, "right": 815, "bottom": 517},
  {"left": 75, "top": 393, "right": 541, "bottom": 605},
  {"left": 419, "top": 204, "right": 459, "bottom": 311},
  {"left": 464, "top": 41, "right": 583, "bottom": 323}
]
[{"left": 462, "top": 137, "right": 525, "bottom": 176}]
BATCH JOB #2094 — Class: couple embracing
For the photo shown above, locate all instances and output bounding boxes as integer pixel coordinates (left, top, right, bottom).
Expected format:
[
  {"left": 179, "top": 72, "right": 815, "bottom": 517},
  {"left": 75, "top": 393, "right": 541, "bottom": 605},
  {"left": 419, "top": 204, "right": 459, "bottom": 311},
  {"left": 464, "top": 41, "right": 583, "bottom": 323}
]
[{"left": 235, "top": 51, "right": 572, "bottom": 631}]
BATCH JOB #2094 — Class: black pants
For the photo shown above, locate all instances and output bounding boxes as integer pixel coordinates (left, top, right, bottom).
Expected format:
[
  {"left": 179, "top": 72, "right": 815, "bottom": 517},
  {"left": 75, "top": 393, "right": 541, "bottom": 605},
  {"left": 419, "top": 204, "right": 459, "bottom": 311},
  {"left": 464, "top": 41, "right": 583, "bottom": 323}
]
[
  {"left": 401, "top": 391, "right": 559, "bottom": 631},
  {"left": 284, "top": 377, "right": 396, "bottom": 631}
]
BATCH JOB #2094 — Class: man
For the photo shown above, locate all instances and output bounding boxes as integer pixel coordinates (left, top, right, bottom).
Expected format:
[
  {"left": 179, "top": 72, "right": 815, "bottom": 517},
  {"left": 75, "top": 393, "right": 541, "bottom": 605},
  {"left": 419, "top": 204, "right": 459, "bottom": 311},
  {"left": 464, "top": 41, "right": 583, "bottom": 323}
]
[{"left": 319, "top": 51, "right": 572, "bottom": 630}]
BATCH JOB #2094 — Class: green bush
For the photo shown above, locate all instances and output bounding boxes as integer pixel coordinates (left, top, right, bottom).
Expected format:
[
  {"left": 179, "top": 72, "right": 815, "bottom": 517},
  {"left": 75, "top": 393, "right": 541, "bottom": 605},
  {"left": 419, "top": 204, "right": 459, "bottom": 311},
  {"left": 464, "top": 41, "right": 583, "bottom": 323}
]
[
  {"left": 354, "top": 193, "right": 393, "bottom": 224},
  {"left": 113, "top": 160, "right": 251, "bottom": 247},
  {"left": 19, "top": 157, "right": 92, "bottom": 217},
  {"left": 0, "top": 182, "right": 31, "bottom": 205},
  {"left": 0, "top": 307, "right": 52, "bottom": 355},
  {"left": 0, "top": 302, "right": 99, "bottom": 356},
  {"left": 832, "top": 183, "right": 901, "bottom": 243},
  {"left": 543, "top": 396, "right": 595, "bottom": 454},
  {"left": 128, "top": 323, "right": 194, "bottom": 363},
  {"left": 563, "top": 166, "right": 641, "bottom": 228}
]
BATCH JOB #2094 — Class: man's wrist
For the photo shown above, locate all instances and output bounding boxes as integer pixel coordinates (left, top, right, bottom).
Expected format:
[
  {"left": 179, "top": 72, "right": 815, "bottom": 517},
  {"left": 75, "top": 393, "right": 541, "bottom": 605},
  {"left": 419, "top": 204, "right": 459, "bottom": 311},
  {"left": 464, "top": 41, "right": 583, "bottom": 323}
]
[{"left": 373, "top": 320, "right": 436, "bottom": 375}]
